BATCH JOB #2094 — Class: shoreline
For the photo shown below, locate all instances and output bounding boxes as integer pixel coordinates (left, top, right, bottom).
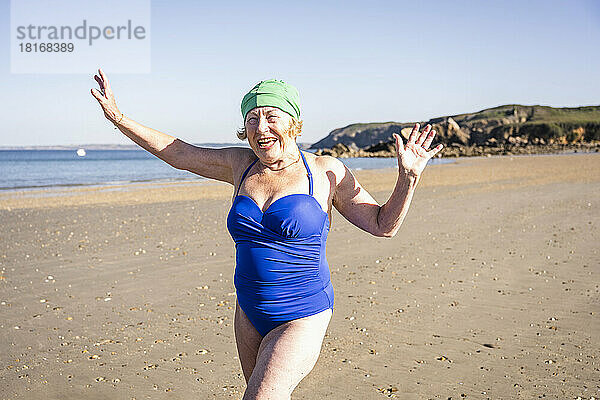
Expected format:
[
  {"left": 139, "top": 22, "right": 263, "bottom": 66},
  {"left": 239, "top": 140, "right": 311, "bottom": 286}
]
[
  {"left": 315, "top": 143, "right": 600, "bottom": 158},
  {"left": 0, "top": 151, "right": 596, "bottom": 202},
  {"left": 1, "top": 152, "right": 598, "bottom": 211}
]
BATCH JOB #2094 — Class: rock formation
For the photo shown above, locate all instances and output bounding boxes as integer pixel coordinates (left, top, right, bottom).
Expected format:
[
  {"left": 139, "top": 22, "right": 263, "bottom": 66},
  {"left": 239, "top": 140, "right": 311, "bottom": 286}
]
[{"left": 311, "top": 104, "right": 600, "bottom": 157}]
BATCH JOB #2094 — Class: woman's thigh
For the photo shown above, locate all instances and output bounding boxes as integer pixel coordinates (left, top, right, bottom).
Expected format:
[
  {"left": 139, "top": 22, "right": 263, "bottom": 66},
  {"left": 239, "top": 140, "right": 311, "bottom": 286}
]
[
  {"left": 243, "top": 308, "right": 333, "bottom": 400},
  {"left": 234, "top": 300, "right": 263, "bottom": 383}
]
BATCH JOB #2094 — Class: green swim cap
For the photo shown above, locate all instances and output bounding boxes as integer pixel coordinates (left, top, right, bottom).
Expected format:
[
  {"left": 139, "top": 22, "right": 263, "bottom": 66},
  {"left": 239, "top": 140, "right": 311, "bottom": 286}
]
[{"left": 241, "top": 79, "right": 301, "bottom": 121}]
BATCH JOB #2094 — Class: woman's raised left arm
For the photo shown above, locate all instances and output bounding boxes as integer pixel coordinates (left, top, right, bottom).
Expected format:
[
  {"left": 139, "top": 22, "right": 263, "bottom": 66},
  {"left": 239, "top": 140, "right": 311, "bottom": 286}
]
[{"left": 331, "top": 123, "right": 443, "bottom": 237}]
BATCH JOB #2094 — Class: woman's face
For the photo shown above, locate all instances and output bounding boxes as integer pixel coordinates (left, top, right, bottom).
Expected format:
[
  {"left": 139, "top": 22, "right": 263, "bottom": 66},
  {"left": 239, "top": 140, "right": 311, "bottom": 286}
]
[{"left": 245, "top": 107, "right": 297, "bottom": 162}]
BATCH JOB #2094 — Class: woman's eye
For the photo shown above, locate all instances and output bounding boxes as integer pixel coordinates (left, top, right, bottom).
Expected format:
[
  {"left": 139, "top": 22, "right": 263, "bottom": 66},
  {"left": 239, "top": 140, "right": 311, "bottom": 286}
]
[{"left": 248, "top": 118, "right": 257, "bottom": 124}]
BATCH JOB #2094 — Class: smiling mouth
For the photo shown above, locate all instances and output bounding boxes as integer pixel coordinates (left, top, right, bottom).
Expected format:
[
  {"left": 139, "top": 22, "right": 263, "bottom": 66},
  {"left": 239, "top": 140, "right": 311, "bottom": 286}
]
[{"left": 257, "top": 137, "right": 277, "bottom": 149}]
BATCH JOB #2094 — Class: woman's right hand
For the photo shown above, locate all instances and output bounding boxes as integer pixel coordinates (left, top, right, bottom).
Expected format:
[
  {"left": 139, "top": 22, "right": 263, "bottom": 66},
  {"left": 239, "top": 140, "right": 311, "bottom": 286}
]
[
  {"left": 90, "top": 68, "right": 123, "bottom": 125},
  {"left": 88, "top": 68, "right": 240, "bottom": 185}
]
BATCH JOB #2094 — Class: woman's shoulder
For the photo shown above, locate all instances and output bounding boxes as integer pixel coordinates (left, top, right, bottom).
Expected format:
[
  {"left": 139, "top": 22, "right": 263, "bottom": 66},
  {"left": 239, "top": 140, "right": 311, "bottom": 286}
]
[
  {"left": 228, "top": 147, "right": 257, "bottom": 163},
  {"left": 304, "top": 151, "right": 346, "bottom": 178},
  {"left": 220, "top": 147, "right": 257, "bottom": 179}
]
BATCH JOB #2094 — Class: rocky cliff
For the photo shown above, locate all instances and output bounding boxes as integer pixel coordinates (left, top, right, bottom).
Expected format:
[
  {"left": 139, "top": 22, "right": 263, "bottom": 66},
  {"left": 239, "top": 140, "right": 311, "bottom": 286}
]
[{"left": 311, "top": 105, "right": 600, "bottom": 157}]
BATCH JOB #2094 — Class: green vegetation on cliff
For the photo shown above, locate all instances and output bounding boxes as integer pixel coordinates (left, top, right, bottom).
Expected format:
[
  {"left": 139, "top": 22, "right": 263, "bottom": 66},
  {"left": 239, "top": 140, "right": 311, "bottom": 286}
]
[{"left": 310, "top": 104, "right": 600, "bottom": 149}]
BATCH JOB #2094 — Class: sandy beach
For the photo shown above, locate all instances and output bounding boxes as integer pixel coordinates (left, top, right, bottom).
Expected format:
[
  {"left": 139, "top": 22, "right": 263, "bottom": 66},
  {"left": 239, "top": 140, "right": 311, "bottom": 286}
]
[{"left": 1, "top": 153, "right": 598, "bottom": 399}]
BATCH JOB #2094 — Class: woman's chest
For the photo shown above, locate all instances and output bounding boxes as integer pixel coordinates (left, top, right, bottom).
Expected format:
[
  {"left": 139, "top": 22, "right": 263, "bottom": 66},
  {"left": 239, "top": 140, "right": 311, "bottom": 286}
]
[
  {"left": 238, "top": 168, "right": 331, "bottom": 214},
  {"left": 228, "top": 194, "right": 329, "bottom": 239}
]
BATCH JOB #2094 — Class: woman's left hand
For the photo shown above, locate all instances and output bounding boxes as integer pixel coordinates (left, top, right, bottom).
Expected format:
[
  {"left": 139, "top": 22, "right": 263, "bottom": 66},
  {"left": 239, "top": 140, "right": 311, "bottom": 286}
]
[{"left": 393, "top": 123, "right": 443, "bottom": 178}]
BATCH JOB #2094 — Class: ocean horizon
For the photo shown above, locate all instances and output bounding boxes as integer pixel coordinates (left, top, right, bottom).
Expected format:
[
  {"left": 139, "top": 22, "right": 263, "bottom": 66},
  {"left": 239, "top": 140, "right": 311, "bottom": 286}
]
[{"left": 0, "top": 148, "right": 454, "bottom": 191}]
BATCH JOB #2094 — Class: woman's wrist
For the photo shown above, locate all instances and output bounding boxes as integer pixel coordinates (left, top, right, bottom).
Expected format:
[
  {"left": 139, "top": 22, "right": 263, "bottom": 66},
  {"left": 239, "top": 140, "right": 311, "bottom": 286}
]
[
  {"left": 112, "top": 112, "right": 125, "bottom": 127},
  {"left": 399, "top": 168, "right": 420, "bottom": 184}
]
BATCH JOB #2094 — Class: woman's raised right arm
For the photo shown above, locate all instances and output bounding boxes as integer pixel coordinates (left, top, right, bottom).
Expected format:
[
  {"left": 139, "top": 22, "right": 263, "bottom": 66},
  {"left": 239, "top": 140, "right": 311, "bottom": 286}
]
[{"left": 91, "top": 68, "right": 236, "bottom": 184}]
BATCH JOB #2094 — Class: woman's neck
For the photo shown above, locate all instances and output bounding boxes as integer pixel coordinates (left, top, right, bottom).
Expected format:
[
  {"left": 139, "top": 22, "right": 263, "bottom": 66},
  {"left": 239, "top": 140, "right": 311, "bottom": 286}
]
[{"left": 260, "top": 148, "right": 302, "bottom": 172}]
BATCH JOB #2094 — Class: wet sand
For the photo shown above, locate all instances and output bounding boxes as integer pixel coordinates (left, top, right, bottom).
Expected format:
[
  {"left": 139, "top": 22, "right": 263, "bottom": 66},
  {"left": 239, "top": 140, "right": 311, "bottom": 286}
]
[{"left": 1, "top": 153, "right": 599, "bottom": 399}]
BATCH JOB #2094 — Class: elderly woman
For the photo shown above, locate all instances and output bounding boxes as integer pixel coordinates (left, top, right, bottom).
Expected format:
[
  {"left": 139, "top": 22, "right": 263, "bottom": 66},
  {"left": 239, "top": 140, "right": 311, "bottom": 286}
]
[{"left": 91, "top": 69, "right": 442, "bottom": 399}]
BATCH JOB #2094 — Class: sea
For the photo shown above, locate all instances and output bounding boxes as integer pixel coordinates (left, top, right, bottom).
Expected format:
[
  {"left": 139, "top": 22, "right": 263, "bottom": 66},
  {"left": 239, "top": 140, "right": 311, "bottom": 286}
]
[{"left": 0, "top": 148, "right": 453, "bottom": 191}]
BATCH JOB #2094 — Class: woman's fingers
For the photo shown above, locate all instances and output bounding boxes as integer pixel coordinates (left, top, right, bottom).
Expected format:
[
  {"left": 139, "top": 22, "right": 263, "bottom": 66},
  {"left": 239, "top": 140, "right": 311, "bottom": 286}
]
[
  {"left": 98, "top": 68, "right": 107, "bottom": 85},
  {"left": 427, "top": 144, "right": 444, "bottom": 157},
  {"left": 409, "top": 123, "right": 435, "bottom": 147},
  {"left": 98, "top": 68, "right": 112, "bottom": 94},
  {"left": 408, "top": 123, "right": 420, "bottom": 144},
  {"left": 92, "top": 68, "right": 118, "bottom": 105},
  {"left": 422, "top": 129, "right": 436, "bottom": 149},
  {"left": 94, "top": 74, "right": 103, "bottom": 89},
  {"left": 94, "top": 75, "right": 106, "bottom": 96},
  {"left": 90, "top": 88, "right": 104, "bottom": 102},
  {"left": 91, "top": 69, "right": 121, "bottom": 125},
  {"left": 393, "top": 133, "right": 404, "bottom": 155},
  {"left": 415, "top": 125, "right": 431, "bottom": 146}
]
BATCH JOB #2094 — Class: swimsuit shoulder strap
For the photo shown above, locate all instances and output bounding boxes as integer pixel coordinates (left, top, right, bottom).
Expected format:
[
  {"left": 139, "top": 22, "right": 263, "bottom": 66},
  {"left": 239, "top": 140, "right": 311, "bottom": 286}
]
[
  {"left": 235, "top": 158, "right": 258, "bottom": 196},
  {"left": 299, "top": 150, "right": 313, "bottom": 196}
]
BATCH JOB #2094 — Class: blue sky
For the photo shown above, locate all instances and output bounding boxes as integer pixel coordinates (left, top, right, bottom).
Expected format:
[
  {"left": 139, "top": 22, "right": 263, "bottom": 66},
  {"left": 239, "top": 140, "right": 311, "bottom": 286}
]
[{"left": 1, "top": 0, "right": 599, "bottom": 146}]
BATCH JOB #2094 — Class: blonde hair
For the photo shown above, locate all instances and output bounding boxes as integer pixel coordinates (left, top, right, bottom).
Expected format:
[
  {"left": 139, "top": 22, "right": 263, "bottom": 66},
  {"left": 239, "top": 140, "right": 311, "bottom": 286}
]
[{"left": 237, "top": 117, "right": 303, "bottom": 140}]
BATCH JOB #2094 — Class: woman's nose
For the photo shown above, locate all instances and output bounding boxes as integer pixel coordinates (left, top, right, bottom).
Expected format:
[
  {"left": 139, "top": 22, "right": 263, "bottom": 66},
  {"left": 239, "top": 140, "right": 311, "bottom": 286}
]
[{"left": 257, "top": 116, "right": 269, "bottom": 133}]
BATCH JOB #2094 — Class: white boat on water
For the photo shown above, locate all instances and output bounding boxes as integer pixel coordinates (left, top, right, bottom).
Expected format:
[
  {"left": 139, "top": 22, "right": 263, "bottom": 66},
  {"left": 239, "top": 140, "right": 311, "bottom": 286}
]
[{"left": 76, "top": 148, "right": 86, "bottom": 157}]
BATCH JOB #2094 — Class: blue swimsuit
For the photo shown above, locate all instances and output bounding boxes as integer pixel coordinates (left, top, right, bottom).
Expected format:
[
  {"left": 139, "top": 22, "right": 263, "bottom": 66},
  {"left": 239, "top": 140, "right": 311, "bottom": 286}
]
[{"left": 227, "top": 151, "right": 334, "bottom": 337}]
